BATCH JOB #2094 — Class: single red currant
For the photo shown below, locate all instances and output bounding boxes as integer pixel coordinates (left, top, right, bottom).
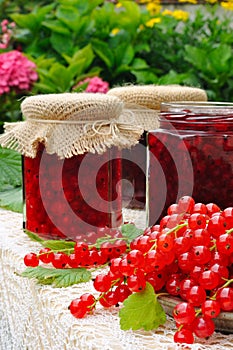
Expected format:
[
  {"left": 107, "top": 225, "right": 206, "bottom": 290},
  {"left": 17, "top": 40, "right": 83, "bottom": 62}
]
[{"left": 24, "top": 252, "right": 39, "bottom": 267}]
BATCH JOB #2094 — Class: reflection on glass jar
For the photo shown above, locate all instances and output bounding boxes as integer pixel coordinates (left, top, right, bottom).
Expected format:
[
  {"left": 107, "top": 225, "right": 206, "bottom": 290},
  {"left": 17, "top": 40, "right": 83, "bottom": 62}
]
[
  {"left": 147, "top": 102, "right": 233, "bottom": 226},
  {"left": 23, "top": 144, "right": 122, "bottom": 242},
  {"left": 122, "top": 131, "right": 147, "bottom": 209}
]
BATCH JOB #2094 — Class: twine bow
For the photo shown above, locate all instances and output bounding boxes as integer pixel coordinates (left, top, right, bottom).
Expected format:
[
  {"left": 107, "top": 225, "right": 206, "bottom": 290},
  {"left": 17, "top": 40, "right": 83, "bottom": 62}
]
[
  {"left": 83, "top": 109, "right": 142, "bottom": 137},
  {"left": 24, "top": 108, "right": 142, "bottom": 138}
]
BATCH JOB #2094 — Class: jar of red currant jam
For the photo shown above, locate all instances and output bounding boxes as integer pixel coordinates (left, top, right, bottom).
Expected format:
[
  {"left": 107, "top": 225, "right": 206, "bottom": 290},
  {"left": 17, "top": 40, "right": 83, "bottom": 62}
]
[
  {"left": 147, "top": 101, "right": 233, "bottom": 225},
  {"left": 108, "top": 85, "right": 207, "bottom": 209},
  {"left": 0, "top": 93, "right": 142, "bottom": 242}
]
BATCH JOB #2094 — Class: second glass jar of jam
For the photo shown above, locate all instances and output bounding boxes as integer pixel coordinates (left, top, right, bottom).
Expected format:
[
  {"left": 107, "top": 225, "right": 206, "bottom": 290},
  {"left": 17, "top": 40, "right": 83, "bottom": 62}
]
[
  {"left": 148, "top": 102, "right": 233, "bottom": 226},
  {"left": 108, "top": 85, "right": 207, "bottom": 210}
]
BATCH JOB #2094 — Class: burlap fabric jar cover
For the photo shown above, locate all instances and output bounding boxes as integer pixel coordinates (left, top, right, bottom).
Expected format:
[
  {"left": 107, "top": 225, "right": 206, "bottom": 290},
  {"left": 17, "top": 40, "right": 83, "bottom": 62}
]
[
  {"left": 107, "top": 85, "right": 207, "bottom": 209},
  {"left": 0, "top": 93, "right": 143, "bottom": 242}
]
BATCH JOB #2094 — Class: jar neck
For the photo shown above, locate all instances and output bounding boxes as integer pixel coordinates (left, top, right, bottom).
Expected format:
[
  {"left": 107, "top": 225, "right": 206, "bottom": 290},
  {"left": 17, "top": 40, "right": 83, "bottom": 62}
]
[{"left": 159, "top": 110, "right": 233, "bottom": 132}]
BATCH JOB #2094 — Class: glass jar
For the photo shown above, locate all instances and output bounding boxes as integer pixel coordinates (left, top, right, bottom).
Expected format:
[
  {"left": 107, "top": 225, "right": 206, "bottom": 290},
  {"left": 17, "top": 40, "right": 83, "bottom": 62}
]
[
  {"left": 122, "top": 131, "right": 147, "bottom": 209},
  {"left": 147, "top": 102, "right": 233, "bottom": 226},
  {"left": 23, "top": 144, "right": 122, "bottom": 242}
]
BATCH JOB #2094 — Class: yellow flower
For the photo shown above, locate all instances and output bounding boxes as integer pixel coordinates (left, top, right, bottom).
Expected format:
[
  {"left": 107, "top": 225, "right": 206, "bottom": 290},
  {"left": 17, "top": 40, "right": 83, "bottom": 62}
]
[
  {"left": 116, "top": 2, "right": 122, "bottom": 7},
  {"left": 172, "top": 10, "right": 189, "bottom": 21},
  {"left": 147, "top": 3, "right": 162, "bottom": 15},
  {"left": 145, "top": 17, "right": 161, "bottom": 27},
  {"left": 205, "top": 0, "right": 218, "bottom": 3},
  {"left": 178, "top": 0, "right": 197, "bottom": 3},
  {"left": 221, "top": 1, "right": 233, "bottom": 10},
  {"left": 111, "top": 28, "right": 120, "bottom": 35},
  {"left": 162, "top": 9, "right": 173, "bottom": 16}
]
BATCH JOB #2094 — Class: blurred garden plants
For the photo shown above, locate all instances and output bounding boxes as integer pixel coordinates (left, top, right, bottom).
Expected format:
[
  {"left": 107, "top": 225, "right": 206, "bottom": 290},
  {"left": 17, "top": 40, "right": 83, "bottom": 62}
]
[{"left": 1, "top": 0, "right": 233, "bottom": 211}]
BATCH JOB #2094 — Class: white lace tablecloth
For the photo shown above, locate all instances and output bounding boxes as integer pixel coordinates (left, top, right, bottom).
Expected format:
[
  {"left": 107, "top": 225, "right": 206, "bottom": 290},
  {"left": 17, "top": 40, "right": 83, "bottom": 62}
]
[{"left": 1, "top": 208, "right": 233, "bottom": 350}]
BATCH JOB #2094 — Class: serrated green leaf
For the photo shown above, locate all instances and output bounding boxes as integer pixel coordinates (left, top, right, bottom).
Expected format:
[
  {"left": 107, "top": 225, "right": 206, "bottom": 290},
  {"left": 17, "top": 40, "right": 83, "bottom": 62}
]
[
  {"left": 91, "top": 39, "right": 115, "bottom": 68},
  {"left": 131, "top": 58, "right": 149, "bottom": 70},
  {"left": 24, "top": 229, "right": 44, "bottom": 243},
  {"left": 119, "top": 283, "right": 166, "bottom": 331},
  {"left": 21, "top": 266, "right": 91, "bottom": 288},
  {"left": 0, "top": 147, "right": 22, "bottom": 190},
  {"left": 42, "top": 20, "right": 71, "bottom": 35},
  {"left": 11, "top": 13, "right": 40, "bottom": 32},
  {"left": 48, "top": 63, "right": 72, "bottom": 91},
  {"left": 41, "top": 240, "right": 75, "bottom": 251},
  {"left": 0, "top": 187, "right": 23, "bottom": 213},
  {"left": 50, "top": 32, "right": 73, "bottom": 57},
  {"left": 121, "top": 224, "right": 143, "bottom": 242}
]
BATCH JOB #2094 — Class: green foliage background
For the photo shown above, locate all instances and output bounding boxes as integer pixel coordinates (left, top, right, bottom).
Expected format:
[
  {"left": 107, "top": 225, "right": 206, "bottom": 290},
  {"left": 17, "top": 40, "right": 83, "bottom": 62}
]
[{"left": 1, "top": 0, "right": 233, "bottom": 211}]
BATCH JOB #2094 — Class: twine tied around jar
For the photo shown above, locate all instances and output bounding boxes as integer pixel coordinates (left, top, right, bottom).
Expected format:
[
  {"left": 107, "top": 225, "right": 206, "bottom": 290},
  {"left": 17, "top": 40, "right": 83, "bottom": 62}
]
[
  {"left": 108, "top": 84, "right": 208, "bottom": 131},
  {"left": 0, "top": 93, "right": 144, "bottom": 159}
]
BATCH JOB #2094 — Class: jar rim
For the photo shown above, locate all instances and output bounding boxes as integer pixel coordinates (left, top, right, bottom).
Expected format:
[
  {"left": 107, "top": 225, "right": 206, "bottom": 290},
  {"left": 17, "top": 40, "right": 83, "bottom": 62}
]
[{"left": 161, "top": 101, "right": 233, "bottom": 110}]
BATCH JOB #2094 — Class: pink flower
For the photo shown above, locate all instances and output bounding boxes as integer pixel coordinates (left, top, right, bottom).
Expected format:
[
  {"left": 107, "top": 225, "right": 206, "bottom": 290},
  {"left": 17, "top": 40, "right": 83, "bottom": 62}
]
[
  {"left": 0, "top": 19, "right": 16, "bottom": 49},
  {"left": 0, "top": 50, "right": 38, "bottom": 95},
  {"left": 75, "top": 76, "right": 109, "bottom": 93}
]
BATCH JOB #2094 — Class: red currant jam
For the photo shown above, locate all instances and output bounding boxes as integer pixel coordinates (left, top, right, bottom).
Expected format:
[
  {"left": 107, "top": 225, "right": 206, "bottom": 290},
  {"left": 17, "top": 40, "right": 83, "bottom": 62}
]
[
  {"left": 122, "top": 131, "right": 146, "bottom": 209},
  {"left": 23, "top": 144, "right": 122, "bottom": 241},
  {"left": 148, "top": 102, "right": 233, "bottom": 225}
]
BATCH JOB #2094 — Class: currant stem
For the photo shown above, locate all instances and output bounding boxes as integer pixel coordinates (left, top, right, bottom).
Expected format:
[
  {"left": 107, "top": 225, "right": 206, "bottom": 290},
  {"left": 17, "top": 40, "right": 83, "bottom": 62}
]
[
  {"left": 226, "top": 227, "right": 233, "bottom": 235},
  {"left": 211, "top": 278, "right": 233, "bottom": 299},
  {"left": 165, "top": 222, "right": 188, "bottom": 236}
]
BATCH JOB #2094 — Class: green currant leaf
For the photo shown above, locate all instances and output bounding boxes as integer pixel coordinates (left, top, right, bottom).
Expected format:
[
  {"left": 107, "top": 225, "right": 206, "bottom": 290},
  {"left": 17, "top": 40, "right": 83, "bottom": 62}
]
[
  {"left": 121, "top": 224, "right": 143, "bottom": 243},
  {"left": 0, "top": 147, "right": 22, "bottom": 190},
  {"left": 41, "top": 240, "right": 75, "bottom": 252},
  {"left": 119, "top": 283, "right": 167, "bottom": 331},
  {"left": 24, "top": 229, "right": 44, "bottom": 243},
  {"left": 20, "top": 266, "right": 91, "bottom": 288},
  {"left": 24, "top": 230, "right": 75, "bottom": 253},
  {"left": 0, "top": 187, "right": 23, "bottom": 213}
]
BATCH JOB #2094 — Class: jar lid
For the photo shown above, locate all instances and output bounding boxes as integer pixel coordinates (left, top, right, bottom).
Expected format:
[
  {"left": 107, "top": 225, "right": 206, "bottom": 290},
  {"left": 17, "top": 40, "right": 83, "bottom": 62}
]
[
  {"left": 0, "top": 93, "right": 143, "bottom": 158},
  {"left": 107, "top": 85, "right": 207, "bottom": 130}
]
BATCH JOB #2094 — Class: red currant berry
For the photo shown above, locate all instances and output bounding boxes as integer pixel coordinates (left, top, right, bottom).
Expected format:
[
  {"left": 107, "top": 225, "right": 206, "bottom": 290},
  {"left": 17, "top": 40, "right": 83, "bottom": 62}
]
[
  {"left": 115, "top": 284, "right": 132, "bottom": 302},
  {"left": 206, "top": 203, "right": 221, "bottom": 216},
  {"left": 174, "top": 236, "right": 191, "bottom": 255},
  {"left": 126, "top": 249, "right": 145, "bottom": 268},
  {"left": 157, "top": 232, "right": 174, "bottom": 252},
  {"left": 193, "top": 316, "right": 215, "bottom": 338},
  {"left": 99, "top": 291, "right": 118, "bottom": 307},
  {"left": 174, "top": 328, "right": 194, "bottom": 344},
  {"left": 177, "top": 195, "right": 195, "bottom": 214},
  {"left": 173, "top": 302, "right": 196, "bottom": 324},
  {"left": 188, "top": 213, "right": 207, "bottom": 230},
  {"left": 38, "top": 247, "right": 54, "bottom": 264},
  {"left": 93, "top": 273, "right": 112, "bottom": 292},
  {"left": 223, "top": 207, "right": 233, "bottom": 228},
  {"left": 80, "top": 293, "right": 96, "bottom": 310},
  {"left": 192, "top": 202, "right": 207, "bottom": 215},
  {"left": 199, "top": 270, "right": 220, "bottom": 290},
  {"left": 167, "top": 203, "right": 179, "bottom": 215},
  {"left": 191, "top": 245, "right": 211, "bottom": 265},
  {"left": 186, "top": 285, "right": 206, "bottom": 307},
  {"left": 179, "top": 278, "right": 196, "bottom": 300},
  {"left": 127, "top": 272, "right": 146, "bottom": 292},
  {"left": 69, "top": 298, "right": 88, "bottom": 318},
  {"left": 216, "top": 233, "right": 233, "bottom": 255},
  {"left": 24, "top": 252, "right": 39, "bottom": 267},
  {"left": 201, "top": 299, "right": 221, "bottom": 318},
  {"left": 109, "top": 257, "right": 123, "bottom": 277},
  {"left": 216, "top": 287, "right": 233, "bottom": 311},
  {"left": 51, "top": 252, "right": 68, "bottom": 269},
  {"left": 207, "top": 214, "right": 228, "bottom": 238}
]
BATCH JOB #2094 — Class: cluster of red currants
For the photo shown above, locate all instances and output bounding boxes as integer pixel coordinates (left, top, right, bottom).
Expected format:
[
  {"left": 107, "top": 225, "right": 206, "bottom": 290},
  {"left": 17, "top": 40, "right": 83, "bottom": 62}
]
[
  {"left": 23, "top": 237, "right": 127, "bottom": 269},
  {"left": 24, "top": 196, "right": 233, "bottom": 344}
]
